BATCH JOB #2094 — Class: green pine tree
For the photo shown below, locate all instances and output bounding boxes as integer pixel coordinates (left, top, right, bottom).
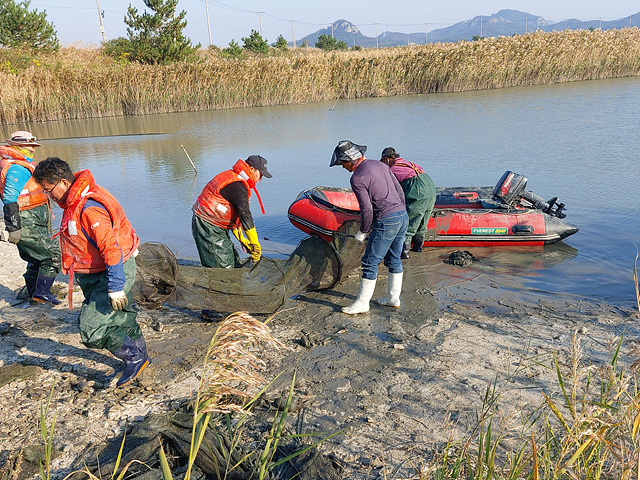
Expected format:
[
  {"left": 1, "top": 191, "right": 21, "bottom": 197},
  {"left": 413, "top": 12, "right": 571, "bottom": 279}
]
[
  {"left": 222, "top": 39, "right": 243, "bottom": 58},
  {"left": 273, "top": 34, "right": 288, "bottom": 50},
  {"left": 242, "top": 29, "right": 269, "bottom": 54},
  {"left": 315, "top": 34, "right": 339, "bottom": 51},
  {"left": 0, "top": 0, "right": 59, "bottom": 51},
  {"left": 124, "top": 0, "right": 199, "bottom": 64}
]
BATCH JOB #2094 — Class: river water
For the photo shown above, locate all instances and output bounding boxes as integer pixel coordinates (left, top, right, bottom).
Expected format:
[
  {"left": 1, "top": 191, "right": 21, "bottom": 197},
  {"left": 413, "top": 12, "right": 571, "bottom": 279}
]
[{"left": 21, "top": 76, "right": 640, "bottom": 308}]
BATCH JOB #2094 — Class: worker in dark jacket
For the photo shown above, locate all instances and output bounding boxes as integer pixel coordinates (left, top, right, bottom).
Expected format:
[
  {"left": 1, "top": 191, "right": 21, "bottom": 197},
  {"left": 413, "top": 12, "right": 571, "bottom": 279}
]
[
  {"left": 330, "top": 140, "right": 408, "bottom": 314},
  {"left": 192, "top": 155, "right": 272, "bottom": 269},
  {"left": 381, "top": 147, "right": 436, "bottom": 258}
]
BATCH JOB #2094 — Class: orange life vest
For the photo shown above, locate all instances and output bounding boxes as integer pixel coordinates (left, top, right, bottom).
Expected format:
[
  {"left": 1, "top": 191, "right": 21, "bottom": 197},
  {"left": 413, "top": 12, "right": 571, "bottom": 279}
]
[
  {"left": 192, "top": 159, "right": 259, "bottom": 229},
  {"left": 58, "top": 170, "right": 140, "bottom": 275},
  {"left": 0, "top": 146, "right": 48, "bottom": 210}
]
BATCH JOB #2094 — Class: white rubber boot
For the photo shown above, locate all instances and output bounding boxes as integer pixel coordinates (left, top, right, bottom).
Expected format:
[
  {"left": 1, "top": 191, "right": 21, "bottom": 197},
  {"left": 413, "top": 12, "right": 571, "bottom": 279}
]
[
  {"left": 376, "top": 272, "right": 403, "bottom": 307},
  {"left": 342, "top": 278, "right": 376, "bottom": 314}
]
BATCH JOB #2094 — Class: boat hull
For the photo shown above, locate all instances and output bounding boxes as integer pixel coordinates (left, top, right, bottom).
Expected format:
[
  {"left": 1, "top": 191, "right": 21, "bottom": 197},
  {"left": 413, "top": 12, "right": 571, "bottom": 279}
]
[{"left": 288, "top": 186, "right": 579, "bottom": 247}]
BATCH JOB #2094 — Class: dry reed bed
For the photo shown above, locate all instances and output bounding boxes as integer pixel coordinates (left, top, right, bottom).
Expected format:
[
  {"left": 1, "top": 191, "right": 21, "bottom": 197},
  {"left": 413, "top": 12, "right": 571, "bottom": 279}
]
[{"left": 1, "top": 28, "right": 640, "bottom": 124}]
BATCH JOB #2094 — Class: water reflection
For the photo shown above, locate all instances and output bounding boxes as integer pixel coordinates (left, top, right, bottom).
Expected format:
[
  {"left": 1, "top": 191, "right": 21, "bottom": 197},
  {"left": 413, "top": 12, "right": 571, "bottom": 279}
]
[{"left": 8, "top": 76, "right": 640, "bottom": 307}]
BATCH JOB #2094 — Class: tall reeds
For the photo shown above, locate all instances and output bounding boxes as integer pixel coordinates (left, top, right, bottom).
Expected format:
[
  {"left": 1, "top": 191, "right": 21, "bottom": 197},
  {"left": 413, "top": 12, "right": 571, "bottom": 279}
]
[{"left": 2, "top": 28, "right": 640, "bottom": 124}]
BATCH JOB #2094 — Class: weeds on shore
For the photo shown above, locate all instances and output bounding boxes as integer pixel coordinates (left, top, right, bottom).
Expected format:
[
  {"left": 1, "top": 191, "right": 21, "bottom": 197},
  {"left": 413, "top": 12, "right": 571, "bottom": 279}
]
[
  {"left": 2, "top": 28, "right": 640, "bottom": 123},
  {"left": 419, "top": 330, "right": 640, "bottom": 480},
  {"left": 38, "top": 382, "right": 56, "bottom": 480},
  {"left": 31, "top": 284, "right": 640, "bottom": 479}
]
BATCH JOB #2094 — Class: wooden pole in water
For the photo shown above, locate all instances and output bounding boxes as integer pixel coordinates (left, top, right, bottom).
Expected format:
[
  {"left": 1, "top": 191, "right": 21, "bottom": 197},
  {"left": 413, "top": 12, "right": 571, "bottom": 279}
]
[
  {"left": 181, "top": 145, "right": 198, "bottom": 174},
  {"left": 330, "top": 85, "right": 346, "bottom": 111}
]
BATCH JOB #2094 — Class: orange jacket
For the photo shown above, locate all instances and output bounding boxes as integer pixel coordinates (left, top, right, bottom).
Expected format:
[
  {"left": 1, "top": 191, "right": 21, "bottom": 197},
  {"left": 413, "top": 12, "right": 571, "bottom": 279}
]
[
  {"left": 192, "top": 159, "right": 257, "bottom": 229},
  {"left": 59, "top": 170, "right": 139, "bottom": 274},
  {"left": 0, "top": 146, "right": 48, "bottom": 210}
]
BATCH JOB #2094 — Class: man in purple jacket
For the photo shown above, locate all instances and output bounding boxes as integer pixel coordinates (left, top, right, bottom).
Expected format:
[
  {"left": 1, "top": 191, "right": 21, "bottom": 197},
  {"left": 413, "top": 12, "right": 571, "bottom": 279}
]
[{"left": 330, "top": 140, "right": 408, "bottom": 314}]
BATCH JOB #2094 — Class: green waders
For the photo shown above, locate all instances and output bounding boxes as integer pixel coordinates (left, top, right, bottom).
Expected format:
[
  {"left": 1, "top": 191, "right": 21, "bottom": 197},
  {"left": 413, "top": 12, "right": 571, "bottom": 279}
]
[
  {"left": 402, "top": 173, "right": 437, "bottom": 241},
  {"left": 15, "top": 204, "right": 61, "bottom": 297},
  {"left": 191, "top": 214, "right": 240, "bottom": 269},
  {"left": 75, "top": 256, "right": 141, "bottom": 354}
]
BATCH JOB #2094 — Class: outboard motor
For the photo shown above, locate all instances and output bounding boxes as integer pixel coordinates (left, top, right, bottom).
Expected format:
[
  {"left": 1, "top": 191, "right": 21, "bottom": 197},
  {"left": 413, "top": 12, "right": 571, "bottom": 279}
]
[{"left": 492, "top": 171, "right": 566, "bottom": 218}]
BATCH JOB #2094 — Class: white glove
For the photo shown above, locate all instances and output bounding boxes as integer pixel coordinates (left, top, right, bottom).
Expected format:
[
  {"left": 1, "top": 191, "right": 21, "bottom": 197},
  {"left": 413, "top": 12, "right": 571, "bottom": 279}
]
[
  {"left": 108, "top": 291, "right": 128, "bottom": 311},
  {"left": 354, "top": 231, "right": 367, "bottom": 243}
]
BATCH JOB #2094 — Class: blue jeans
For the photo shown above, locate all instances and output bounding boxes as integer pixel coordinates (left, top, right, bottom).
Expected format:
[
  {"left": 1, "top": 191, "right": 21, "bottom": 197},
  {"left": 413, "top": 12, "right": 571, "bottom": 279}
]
[{"left": 361, "top": 210, "right": 408, "bottom": 280}]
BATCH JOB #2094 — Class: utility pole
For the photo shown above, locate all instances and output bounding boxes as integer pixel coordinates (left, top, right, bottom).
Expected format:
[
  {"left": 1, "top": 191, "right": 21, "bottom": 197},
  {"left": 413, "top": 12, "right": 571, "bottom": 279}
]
[
  {"left": 425, "top": 23, "right": 427, "bottom": 44},
  {"left": 375, "top": 23, "right": 379, "bottom": 48},
  {"left": 525, "top": 17, "right": 527, "bottom": 33},
  {"left": 480, "top": 17, "right": 483, "bottom": 37},
  {"left": 291, "top": 20, "right": 296, "bottom": 48},
  {"left": 204, "top": 0, "right": 212, "bottom": 47},
  {"left": 95, "top": 0, "right": 106, "bottom": 42},
  {"left": 331, "top": 22, "right": 334, "bottom": 38},
  {"left": 258, "top": 11, "right": 263, "bottom": 37}
]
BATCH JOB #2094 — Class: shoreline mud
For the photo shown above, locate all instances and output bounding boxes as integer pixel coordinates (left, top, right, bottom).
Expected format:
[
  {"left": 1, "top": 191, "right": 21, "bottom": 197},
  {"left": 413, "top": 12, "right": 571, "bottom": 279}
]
[{"left": 0, "top": 239, "right": 637, "bottom": 479}]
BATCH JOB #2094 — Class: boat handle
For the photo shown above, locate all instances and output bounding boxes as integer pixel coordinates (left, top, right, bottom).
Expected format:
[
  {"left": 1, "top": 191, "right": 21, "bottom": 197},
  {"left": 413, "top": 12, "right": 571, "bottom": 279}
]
[{"left": 454, "top": 192, "right": 479, "bottom": 199}]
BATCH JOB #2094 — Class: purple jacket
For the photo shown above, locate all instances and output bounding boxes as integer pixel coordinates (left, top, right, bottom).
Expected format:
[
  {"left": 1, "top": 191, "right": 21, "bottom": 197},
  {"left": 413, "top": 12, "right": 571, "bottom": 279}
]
[{"left": 350, "top": 159, "right": 406, "bottom": 233}]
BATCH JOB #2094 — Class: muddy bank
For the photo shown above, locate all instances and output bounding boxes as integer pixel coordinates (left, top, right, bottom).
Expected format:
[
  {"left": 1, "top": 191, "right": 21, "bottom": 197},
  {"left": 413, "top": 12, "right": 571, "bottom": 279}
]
[{"left": 0, "top": 239, "right": 637, "bottom": 479}]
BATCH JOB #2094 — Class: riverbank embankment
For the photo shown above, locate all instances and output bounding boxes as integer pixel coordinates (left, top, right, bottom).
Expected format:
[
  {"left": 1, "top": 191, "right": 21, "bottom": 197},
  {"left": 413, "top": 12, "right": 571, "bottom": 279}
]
[{"left": 2, "top": 28, "right": 640, "bottom": 125}]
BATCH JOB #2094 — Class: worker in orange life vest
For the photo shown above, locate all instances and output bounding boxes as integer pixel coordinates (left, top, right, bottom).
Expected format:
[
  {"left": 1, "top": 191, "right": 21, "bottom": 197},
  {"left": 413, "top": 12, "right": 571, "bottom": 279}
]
[
  {"left": 192, "top": 155, "right": 272, "bottom": 269},
  {"left": 33, "top": 157, "right": 150, "bottom": 388},
  {"left": 0, "top": 131, "right": 61, "bottom": 304}
]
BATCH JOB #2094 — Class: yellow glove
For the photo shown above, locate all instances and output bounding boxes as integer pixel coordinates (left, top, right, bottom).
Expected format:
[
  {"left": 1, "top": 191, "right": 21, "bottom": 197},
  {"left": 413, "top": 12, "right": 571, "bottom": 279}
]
[
  {"left": 244, "top": 227, "right": 262, "bottom": 262},
  {"left": 232, "top": 228, "right": 251, "bottom": 253}
]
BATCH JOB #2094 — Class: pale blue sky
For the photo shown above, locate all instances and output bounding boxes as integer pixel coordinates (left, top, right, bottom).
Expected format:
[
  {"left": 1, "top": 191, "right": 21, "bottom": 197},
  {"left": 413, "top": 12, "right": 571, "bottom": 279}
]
[{"left": 32, "top": 0, "right": 640, "bottom": 47}]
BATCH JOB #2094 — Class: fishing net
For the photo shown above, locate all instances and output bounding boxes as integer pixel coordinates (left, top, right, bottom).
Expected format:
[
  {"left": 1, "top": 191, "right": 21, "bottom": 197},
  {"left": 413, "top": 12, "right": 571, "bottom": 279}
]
[
  {"left": 132, "top": 220, "right": 364, "bottom": 314},
  {"left": 92, "top": 409, "right": 343, "bottom": 480}
]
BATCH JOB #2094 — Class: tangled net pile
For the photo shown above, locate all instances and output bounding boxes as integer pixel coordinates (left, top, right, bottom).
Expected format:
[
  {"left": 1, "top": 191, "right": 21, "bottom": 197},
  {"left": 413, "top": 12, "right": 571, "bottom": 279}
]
[{"left": 132, "top": 221, "right": 364, "bottom": 314}]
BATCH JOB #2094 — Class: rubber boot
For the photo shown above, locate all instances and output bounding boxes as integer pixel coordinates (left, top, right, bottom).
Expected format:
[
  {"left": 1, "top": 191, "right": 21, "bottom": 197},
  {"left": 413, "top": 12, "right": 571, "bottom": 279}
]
[
  {"left": 342, "top": 278, "right": 376, "bottom": 315},
  {"left": 411, "top": 235, "right": 424, "bottom": 252},
  {"left": 113, "top": 335, "right": 151, "bottom": 387},
  {"left": 401, "top": 241, "right": 411, "bottom": 259},
  {"left": 375, "top": 272, "right": 403, "bottom": 308},
  {"left": 16, "top": 274, "right": 37, "bottom": 301},
  {"left": 32, "top": 275, "right": 61, "bottom": 305}
]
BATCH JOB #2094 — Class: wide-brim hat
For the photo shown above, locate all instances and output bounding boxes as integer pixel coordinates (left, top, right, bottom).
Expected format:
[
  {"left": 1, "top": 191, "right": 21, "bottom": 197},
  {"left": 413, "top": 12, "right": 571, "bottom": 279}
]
[
  {"left": 6, "top": 131, "right": 41, "bottom": 147},
  {"left": 330, "top": 140, "right": 367, "bottom": 167}
]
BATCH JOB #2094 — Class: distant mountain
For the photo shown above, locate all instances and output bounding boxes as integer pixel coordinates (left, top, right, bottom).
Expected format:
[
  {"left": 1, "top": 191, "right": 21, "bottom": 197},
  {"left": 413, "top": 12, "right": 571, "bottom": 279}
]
[{"left": 296, "top": 10, "right": 640, "bottom": 48}]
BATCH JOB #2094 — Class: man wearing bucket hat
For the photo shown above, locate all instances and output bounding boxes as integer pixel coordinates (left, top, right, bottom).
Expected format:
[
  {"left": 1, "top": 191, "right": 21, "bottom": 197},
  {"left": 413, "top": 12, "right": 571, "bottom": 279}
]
[
  {"left": 0, "top": 131, "right": 61, "bottom": 305},
  {"left": 192, "top": 155, "right": 272, "bottom": 269},
  {"left": 380, "top": 147, "right": 436, "bottom": 259},
  {"left": 330, "top": 140, "right": 408, "bottom": 314}
]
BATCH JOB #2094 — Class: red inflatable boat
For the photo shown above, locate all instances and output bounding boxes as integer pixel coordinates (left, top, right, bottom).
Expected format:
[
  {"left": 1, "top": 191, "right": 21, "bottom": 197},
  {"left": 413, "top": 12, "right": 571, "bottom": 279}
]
[{"left": 288, "top": 171, "right": 579, "bottom": 247}]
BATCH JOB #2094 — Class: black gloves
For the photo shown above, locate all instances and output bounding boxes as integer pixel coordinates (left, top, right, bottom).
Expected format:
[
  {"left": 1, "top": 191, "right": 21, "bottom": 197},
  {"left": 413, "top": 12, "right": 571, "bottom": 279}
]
[{"left": 3, "top": 202, "right": 21, "bottom": 232}]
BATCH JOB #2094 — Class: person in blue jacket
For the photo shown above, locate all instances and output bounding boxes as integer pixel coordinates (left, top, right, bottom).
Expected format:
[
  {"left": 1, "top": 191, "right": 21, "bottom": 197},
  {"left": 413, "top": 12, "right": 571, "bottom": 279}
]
[{"left": 0, "top": 131, "right": 61, "bottom": 304}]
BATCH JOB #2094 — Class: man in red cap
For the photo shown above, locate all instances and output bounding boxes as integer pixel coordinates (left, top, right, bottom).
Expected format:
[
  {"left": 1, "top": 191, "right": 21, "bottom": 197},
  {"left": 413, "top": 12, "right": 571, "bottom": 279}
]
[
  {"left": 0, "top": 131, "right": 61, "bottom": 304},
  {"left": 192, "top": 155, "right": 272, "bottom": 269}
]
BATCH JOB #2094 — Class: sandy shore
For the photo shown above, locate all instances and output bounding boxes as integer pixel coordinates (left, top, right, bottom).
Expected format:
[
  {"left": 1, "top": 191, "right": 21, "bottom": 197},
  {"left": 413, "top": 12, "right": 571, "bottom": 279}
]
[{"left": 0, "top": 238, "right": 637, "bottom": 479}]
